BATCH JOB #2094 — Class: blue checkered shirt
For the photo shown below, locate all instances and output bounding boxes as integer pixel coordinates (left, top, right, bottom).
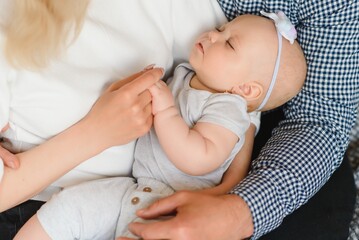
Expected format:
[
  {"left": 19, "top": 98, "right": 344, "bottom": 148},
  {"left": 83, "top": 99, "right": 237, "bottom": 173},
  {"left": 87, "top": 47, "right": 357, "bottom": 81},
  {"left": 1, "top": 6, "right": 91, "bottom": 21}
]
[{"left": 217, "top": 0, "right": 359, "bottom": 238}]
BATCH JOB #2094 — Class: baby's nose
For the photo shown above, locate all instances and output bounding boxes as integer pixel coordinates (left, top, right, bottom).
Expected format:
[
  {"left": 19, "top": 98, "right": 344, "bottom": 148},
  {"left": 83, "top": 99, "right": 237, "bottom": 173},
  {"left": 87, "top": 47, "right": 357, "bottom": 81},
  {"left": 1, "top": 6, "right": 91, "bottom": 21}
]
[{"left": 208, "top": 30, "right": 220, "bottom": 43}]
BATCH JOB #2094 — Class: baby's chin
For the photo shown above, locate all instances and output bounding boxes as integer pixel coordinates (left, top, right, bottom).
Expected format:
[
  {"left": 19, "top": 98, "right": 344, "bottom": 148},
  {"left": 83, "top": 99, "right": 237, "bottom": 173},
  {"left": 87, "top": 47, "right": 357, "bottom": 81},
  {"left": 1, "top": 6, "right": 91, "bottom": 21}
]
[
  {"left": 188, "top": 56, "right": 196, "bottom": 70},
  {"left": 188, "top": 45, "right": 202, "bottom": 68},
  {"left": 188, "top": 51, "right": 195, "bottom": 65}
]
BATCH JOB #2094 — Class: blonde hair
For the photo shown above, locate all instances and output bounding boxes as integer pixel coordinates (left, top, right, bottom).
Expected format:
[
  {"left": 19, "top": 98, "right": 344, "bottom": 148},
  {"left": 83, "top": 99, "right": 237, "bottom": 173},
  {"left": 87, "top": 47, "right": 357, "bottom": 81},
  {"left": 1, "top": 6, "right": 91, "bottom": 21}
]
[{"left": 5, "top": 0, "right": 89, "bottom": 69}]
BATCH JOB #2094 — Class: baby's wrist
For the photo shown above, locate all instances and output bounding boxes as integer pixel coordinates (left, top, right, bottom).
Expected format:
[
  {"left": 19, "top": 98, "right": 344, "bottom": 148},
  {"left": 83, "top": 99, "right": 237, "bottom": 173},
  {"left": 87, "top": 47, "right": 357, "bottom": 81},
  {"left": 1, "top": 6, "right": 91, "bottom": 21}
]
[{"left": 154, "top": 105, "right": 178, "bottom": 121}]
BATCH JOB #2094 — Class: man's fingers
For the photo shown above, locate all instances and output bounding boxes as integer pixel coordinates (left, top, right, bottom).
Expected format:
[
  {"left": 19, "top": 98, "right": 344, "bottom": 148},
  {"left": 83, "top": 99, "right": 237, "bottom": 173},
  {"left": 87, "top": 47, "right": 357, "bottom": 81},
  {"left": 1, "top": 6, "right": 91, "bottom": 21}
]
[
  {"left": 122, "top": 193, "right": 186, "bottom": 240},
  {"left": 122, "top": 68, "right": 164, "bottom": 95},
  {"left": 137, "top": 192, "right": 186, "bottom": 219},
  {"left": 128, "top": 219, "right": 175, "bottom": 240}
]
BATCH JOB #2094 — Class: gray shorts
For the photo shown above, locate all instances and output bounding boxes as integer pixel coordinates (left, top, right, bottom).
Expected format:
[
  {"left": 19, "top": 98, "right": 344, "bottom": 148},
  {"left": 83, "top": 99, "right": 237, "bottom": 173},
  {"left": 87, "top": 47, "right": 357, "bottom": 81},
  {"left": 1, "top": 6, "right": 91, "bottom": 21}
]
[{"left": 37, "top": 177, "right": 174, "bottom": 240}]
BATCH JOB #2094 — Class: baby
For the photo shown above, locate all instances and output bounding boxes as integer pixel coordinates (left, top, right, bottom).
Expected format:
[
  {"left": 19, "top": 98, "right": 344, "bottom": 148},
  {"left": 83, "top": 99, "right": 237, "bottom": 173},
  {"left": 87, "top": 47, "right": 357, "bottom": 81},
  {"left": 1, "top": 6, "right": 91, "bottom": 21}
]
[{"left": 15, "top": 12, "right": 306, "bottom": 240}]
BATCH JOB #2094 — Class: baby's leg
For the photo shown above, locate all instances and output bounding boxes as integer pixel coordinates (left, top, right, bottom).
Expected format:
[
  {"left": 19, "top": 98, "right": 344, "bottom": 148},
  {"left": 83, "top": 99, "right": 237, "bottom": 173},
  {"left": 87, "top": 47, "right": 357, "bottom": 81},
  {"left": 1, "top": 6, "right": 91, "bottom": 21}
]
[
  {"left": 16, "top": 177, "right": 135, "bottom": 240},
  {"left": 14, "top": 214, "right": 51, "bottom": 240},
  {"left": 117, "top": 178, "right": 175, "bottom": 238}
]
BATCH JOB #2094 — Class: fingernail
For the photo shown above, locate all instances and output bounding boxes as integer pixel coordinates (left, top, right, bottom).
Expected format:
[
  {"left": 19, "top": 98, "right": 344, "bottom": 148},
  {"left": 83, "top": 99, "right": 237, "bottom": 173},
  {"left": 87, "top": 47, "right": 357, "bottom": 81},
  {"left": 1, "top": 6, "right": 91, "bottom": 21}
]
[
  {"left": 159, "top": 68, "right": 165, "bottom": 78},
  {"left": 144, "top": 64, "right": 156, "bottom": 71}
]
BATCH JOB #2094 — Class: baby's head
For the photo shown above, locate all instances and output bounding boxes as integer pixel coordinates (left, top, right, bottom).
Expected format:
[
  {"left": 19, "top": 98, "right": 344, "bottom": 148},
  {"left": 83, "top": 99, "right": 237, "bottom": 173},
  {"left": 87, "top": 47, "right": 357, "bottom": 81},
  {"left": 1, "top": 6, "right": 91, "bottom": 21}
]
[{"left": 189, "top": 13, "right": 307, "bottom": 112}]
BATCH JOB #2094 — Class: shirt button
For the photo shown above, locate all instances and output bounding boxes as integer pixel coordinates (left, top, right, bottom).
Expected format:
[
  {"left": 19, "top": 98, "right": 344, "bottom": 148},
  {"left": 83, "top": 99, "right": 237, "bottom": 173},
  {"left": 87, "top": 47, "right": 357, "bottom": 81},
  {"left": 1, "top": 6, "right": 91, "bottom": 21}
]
[
  {"left": 143, "top": 187, "right": 152, "bottom": 192},
  {"left": 131, "top": 197, "right": 140, "bottom": 205}
]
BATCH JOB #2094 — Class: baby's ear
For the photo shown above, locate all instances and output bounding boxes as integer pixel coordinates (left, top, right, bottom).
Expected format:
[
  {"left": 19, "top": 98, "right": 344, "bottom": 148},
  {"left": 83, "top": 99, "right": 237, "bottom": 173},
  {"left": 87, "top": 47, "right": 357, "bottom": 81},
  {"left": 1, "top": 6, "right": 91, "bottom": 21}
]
[{"left": 231, "top": 82, "right": 263, "bottom": 101}]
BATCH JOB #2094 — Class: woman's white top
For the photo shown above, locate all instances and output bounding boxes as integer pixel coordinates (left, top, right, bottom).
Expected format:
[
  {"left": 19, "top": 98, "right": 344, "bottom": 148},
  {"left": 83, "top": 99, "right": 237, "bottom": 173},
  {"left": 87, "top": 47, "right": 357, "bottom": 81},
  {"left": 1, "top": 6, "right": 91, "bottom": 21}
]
[{"left": 0, "top": 0, "right": 227, "bottom": 200}]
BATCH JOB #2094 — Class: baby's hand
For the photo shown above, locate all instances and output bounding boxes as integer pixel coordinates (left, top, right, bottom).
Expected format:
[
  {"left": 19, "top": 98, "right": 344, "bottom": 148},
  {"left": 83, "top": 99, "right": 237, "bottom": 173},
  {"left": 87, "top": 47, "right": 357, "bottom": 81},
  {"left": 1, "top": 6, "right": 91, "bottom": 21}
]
[{"left": 148, "top": 81, "right": 175, "bottom": 115}]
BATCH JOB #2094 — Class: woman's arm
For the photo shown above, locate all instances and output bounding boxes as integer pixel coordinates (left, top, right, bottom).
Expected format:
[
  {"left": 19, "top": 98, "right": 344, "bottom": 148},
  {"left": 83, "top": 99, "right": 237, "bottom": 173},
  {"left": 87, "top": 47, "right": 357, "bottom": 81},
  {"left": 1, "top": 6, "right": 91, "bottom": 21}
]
[
  {"left": 200, "top": 124, "right": 255, "bottom": 195},
  {"left": 0, "top": 68, "right": 163, "bottom": 212}
]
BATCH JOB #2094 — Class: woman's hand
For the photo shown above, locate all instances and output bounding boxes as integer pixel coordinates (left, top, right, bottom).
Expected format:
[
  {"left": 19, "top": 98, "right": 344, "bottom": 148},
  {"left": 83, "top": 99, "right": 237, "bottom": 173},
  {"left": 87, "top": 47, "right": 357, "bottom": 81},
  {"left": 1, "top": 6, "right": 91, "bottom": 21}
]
[
  {"left": 0, "top": 68, "right": 164, "bottom": 212},
  {"left": 0, "top": 124, "right": 19, "bottom": 169},
  {"left": 0, "top": 145, "right": 19, "bottom": 169},
  {"left": 82, "top": 67, "right": 164, "bottom": 149}
]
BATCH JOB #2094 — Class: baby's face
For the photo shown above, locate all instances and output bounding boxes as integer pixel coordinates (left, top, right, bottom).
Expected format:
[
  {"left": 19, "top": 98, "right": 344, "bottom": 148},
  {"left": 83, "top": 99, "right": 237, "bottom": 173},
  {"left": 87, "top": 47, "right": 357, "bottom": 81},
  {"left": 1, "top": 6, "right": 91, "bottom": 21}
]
[{"left": 189, "top": 15, "right": 277, "bottom": 94}]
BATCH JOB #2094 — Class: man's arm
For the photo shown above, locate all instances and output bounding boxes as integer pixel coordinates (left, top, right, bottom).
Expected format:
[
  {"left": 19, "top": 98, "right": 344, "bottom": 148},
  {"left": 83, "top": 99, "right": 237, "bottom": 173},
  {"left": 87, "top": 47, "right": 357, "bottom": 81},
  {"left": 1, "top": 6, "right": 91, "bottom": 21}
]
[{"left": 218, "top": 0, "right": 359, "bottom": 238}]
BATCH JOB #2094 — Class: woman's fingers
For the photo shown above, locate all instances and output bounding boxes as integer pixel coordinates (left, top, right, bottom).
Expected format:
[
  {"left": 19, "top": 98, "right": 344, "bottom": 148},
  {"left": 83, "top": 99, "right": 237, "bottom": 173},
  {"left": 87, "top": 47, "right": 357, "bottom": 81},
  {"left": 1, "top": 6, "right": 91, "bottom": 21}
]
[
  {"left": 137, "top": 89, "right": 152, "bottom": 109},
  {"left": 106, "top": 65, "right": 162, "bottom": 93},
  {"left": 1, "top": 123, "right": 10, "bottom": 133},
  {"left": 121, "top": 68, "right": 164, "bottom": 96},
  {"left": 83, "top": 68, "right": 163, "bottom": 148},
  {"left": 106, "top": 71, "right": 145, "bottom": 93},
  {"left": 0, "top": 145, "right": 19, "bottom": 169},
  {"left": 0, "top": 124, "right": 19, "bottom": 168}
]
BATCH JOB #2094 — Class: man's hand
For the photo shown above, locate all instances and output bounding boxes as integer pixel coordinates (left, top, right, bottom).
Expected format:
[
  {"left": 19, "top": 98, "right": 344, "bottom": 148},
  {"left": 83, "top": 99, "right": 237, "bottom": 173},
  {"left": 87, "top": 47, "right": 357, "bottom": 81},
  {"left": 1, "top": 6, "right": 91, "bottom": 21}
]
[{"left": 118, "top": 191, "right": 254, "bottom": 240}]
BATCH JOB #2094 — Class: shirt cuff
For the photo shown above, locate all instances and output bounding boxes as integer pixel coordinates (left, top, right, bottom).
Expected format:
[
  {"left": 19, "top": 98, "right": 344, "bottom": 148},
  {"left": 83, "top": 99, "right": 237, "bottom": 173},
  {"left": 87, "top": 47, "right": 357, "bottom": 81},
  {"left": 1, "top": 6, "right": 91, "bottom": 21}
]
[{"left": 230, "top": 172, "right": 283, "bottom": 239}]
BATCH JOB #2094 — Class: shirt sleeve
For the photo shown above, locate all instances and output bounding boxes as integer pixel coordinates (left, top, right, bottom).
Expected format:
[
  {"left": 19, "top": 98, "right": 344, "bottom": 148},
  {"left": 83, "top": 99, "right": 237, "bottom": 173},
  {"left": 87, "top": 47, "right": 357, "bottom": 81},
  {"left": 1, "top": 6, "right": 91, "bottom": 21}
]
[
  {"left": 199, "top": 93, "right": 250, "bottom": 140},
  {"left": 217, "top": 0, "right": 359, "bottom": 238}
]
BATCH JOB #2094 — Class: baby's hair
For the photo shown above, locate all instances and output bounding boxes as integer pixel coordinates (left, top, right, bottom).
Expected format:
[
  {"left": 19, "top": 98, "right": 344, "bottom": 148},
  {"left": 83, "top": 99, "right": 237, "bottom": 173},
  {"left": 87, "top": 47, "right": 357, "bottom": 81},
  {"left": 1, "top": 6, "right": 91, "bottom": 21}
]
[
  {"left": 5, "top": 0, "right": 89, "bottom": 69},
  {"left": 261, "top": 39, "right": 307, "bottom": 111},
  {"left": 236, "top": 14, "right": 307, "bottom": 112}
]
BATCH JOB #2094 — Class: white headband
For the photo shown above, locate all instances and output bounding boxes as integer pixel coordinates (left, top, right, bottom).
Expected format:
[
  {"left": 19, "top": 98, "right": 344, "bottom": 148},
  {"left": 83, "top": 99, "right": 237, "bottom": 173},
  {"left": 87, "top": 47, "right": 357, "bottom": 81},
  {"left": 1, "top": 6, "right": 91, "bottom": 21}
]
[{"left": 256, "top": 11, "right": 297, "bottom": 111}]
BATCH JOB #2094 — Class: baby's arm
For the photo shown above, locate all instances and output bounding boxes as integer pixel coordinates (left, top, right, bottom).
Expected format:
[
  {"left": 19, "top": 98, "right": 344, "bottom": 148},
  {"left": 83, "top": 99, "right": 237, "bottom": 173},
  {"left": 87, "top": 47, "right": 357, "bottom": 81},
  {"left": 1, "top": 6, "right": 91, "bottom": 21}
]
[
  {"left": 149, "top": 81, "right": 239, "bottom": 176},
  {"left": 200, "top": 123, "right": 255, "bottom": 195}
]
